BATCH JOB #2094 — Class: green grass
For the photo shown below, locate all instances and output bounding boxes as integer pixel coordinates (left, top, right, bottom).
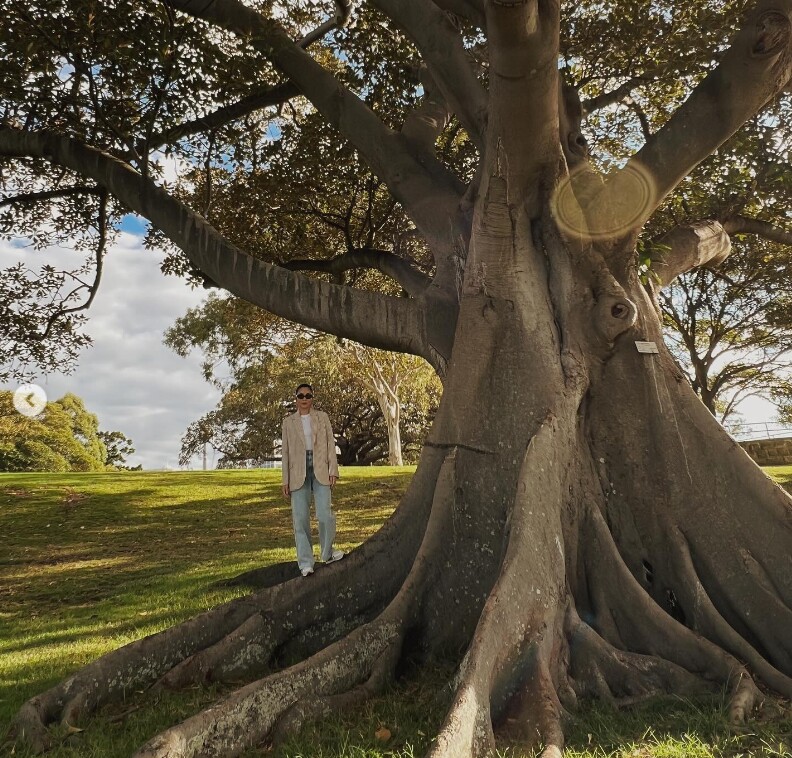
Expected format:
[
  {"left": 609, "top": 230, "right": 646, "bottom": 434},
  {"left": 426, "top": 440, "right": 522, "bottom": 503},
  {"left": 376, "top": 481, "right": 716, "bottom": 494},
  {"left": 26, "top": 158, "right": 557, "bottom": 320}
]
[{"left": 0, "top": 467, "right": 790, "bottom": 757}]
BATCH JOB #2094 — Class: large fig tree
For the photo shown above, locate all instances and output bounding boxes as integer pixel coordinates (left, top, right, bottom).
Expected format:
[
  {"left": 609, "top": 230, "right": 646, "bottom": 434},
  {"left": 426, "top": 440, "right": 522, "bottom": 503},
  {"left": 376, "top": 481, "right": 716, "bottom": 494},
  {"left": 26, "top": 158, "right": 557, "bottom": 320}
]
[{"left": 3, "top": 0, "right": 792, "bottom": 755}]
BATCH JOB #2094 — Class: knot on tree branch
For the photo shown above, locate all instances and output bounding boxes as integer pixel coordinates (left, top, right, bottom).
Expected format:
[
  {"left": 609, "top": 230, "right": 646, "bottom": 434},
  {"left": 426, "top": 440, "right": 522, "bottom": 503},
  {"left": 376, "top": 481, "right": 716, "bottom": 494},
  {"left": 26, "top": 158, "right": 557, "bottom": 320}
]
[
  {"left": 751, "top": 10, "right": 791, "bottom": 58},
  {"left": 559, "top": 80, "right": 589, "bottom": 168},
  {"left": 594, "top": 293, "right": 637, "bottom": 344}
]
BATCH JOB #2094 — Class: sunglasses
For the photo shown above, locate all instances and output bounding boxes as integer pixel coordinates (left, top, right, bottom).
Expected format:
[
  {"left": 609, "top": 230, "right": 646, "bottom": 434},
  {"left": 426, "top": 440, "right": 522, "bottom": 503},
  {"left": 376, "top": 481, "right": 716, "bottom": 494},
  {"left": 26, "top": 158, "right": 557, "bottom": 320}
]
[{"left": 296, "top": 393, "right": 313, "bottom": 400}]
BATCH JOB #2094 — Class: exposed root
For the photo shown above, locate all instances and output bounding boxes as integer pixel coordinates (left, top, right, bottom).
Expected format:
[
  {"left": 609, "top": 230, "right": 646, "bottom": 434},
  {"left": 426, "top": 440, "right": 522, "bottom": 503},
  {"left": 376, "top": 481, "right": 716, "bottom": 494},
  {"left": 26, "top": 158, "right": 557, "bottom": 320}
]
[
  {"left": 8, "top": 446, "right": 447, "bottom": 755},
  {"left": 584, "top": 500, "right": 764, "bottom": 723},
  {"left": 587, "top": 322, "right": 792, "bottom": 682},
  {"left": 429, "top": 411, "right": 573, "bottom": 757},
  {"left": 132, "top": 449, "right": 459, "bottom": 757},
  {"left": 426, "top": 681, "right": 496, "bottom": 758},
  {"left": 662, "top": 524, "right": 792, "bottom": 699},
  {"left": 566, "top": 604, "right": 714, "bottom": 706},
  {"left": 8, "top": 601, "right": 258, "bottom": 754},
  {"left": 133, "top": 622, "right": 404, "bottom": 758},
  {"left": 270, "top": 639, "right": 401, "bottom": 745},
  {"left": 154, "top": 613, "right": 277, "bottom": 689},
  {"left": 499, "top": 661, "right": 565, "bottom": 758},
  {"left": 687, "top": 538, "right": 792, "bottom": 676}
]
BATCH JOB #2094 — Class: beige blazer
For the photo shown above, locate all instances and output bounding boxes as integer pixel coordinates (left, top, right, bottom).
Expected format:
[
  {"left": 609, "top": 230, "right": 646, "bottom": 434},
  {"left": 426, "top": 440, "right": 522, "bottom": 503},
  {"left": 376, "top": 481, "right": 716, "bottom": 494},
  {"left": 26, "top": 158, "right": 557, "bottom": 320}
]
[{"left": 281, "top": 410, "right": 339, "bottom": 489}]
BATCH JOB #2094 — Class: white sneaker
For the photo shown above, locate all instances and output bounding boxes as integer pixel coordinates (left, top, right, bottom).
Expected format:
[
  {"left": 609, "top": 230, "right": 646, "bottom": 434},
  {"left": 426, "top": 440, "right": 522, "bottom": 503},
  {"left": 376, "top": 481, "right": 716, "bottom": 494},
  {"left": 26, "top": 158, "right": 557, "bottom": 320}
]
[
  {"left": 323, "top": 549, "right": 345, "bottom": 564},
  {"left": 301, "top": 566, "right": 314, "bottom": 577}
]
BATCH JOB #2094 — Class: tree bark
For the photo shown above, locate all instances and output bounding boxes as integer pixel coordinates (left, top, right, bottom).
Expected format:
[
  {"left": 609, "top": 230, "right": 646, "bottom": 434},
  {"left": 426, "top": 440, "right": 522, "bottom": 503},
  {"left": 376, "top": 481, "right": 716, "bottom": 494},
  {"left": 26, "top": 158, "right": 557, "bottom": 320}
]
[
  {"left": 5, "top": 1, "right": 792, "bottom": 756},
  {"left": 8, "top": 169, "right": 792, "bottom": 758}
]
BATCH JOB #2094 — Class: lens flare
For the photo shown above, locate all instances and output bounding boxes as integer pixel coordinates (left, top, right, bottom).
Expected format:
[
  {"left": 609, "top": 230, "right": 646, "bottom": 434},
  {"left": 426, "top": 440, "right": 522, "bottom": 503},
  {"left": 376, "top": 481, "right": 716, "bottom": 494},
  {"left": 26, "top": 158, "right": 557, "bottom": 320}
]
[{"left": 552, "top": 163, "right": 656, "bottom": 240}]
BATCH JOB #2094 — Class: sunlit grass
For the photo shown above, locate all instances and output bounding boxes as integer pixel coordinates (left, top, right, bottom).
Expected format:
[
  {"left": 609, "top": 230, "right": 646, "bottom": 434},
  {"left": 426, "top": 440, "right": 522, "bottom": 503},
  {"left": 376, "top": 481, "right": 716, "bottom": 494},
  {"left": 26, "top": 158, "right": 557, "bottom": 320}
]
[{"left": 1, "top": 466, "right": 790, "bottom": 757}]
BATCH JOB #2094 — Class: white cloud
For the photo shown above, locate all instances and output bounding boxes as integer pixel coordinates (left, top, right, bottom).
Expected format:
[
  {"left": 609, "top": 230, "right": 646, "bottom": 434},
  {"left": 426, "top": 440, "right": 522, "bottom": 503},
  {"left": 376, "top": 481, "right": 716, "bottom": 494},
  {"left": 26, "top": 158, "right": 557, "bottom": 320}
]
[
  {"left": 1, "top": 234, "right": 221, "bottom": 470},
  {"left": 150, "top": 151, "right": 195, "bottom": 187}
]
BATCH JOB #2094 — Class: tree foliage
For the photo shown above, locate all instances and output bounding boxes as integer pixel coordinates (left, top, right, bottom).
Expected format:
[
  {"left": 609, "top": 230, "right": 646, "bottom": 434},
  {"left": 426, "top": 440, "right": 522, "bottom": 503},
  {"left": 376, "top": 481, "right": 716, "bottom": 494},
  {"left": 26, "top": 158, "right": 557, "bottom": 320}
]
[
  {"left": 165, "top": 294, "right": 440, "bottom": 467},
  {"left": 0, "top": 390, "right": 109, "bottom": 471},
  {"left": 3, "top": 1, "right": 792, "bottom": 756},
  {"left": 98, "top": 429, "right": 138, "bottom": 469},
  {"left": 661, "top": 237, "right": 792, "bottom": 419}
]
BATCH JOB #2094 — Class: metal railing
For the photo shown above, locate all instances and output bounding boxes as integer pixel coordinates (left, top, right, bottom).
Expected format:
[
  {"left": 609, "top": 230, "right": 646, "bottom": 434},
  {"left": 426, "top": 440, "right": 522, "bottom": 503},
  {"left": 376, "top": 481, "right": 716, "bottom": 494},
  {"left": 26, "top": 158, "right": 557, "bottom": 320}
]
[{"left": 724, "top": 421, "right": 792, "bottom": 442}]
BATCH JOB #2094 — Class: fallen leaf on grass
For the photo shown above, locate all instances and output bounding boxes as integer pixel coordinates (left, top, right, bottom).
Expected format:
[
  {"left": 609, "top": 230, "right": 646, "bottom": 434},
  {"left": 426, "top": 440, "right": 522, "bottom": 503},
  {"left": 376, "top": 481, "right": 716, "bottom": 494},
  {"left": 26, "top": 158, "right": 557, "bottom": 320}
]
[
  {"left": 61, "top": 488, "right": 88, "bottom": 508},
  {"left": 374, "top": 726, "right": 392, "bottom": 742},
  {"left": 108, "top": 704, "right": 141, "bottom": 724}
]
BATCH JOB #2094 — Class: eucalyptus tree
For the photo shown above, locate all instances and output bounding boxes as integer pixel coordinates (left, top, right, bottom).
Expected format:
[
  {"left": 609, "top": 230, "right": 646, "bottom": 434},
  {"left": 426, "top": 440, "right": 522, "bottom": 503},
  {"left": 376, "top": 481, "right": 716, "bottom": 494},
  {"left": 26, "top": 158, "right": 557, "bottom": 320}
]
[
  {"left": 661, "top": 236, "right": 792, "bottom": 420},
  {"left": 342, "top": 341, "right": 432, "bottom": 465},
  {"left": 165, "top": 301, "right": 440, "bottom": 467},
  {"left": 3, "top": 1, "right": 792, "bottom": 757}
]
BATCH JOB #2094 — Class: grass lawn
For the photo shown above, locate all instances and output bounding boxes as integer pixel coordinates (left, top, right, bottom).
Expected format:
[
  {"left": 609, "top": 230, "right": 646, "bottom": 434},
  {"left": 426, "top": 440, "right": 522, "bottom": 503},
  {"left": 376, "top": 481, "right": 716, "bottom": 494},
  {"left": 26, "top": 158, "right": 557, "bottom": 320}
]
[{"left": 1, "top": 466, "right": 790, "bottom": 757}]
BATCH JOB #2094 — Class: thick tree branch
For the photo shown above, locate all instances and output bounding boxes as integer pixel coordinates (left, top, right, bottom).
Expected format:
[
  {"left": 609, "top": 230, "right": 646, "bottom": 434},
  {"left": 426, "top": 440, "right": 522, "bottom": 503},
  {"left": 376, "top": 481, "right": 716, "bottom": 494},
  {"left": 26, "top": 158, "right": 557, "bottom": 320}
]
[
  {"left": 167, "top": 0, "right": 465, "bottom": 257},
  {"left": 654, "top": 212, "right": 792, "bottom": 286},
  {"left": 0, "top": 127, "right": 437, "bottom": 363},
  {"left": 281, "top": 248, "right": 431, "bottom": 298},
  {"left": 371, "top": 0, "right": 488, "bottom": 149},
  {"left": 431, "top": 0, "right": 485, "bottom": 27},
  {"left": 723, "top": 214, "right": 792, "bottom": 246},
  {"left": 485, "top": 0, "right": 561, "bottom": 212},
  {"left": 128, "top": 2, "right": 351, "bottom": 160},
  {"left": 141, "top": 82, "right": 299, "bottom": 153},
  {"left": 626, "top": 97, "right": 653, "bottom": 140},
  {"left": 580, "top": 75, "right": 654, "bottom": 115},
  {"left": 651, "top": 220, "right": 732, "bottom": 286},
  {"left": 602, "top": 0, "right": 792, "bottom": 238},
  {"left": 296, "top": 0, "right": 354, "bottom": 48},
  {"left": 401, "top": 65, "right": 452, "bottom": 156}
]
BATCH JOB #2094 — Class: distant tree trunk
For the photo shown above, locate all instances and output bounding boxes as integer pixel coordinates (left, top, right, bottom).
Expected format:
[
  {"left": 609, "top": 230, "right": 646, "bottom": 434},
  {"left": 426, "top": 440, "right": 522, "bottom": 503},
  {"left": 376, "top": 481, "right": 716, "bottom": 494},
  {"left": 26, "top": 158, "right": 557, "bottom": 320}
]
[
  {"left": 348, "top": 345, "right": 406, "bottom": 466},
  {"left": 371, "top": 370, "right": 403, "bottom": 466}
]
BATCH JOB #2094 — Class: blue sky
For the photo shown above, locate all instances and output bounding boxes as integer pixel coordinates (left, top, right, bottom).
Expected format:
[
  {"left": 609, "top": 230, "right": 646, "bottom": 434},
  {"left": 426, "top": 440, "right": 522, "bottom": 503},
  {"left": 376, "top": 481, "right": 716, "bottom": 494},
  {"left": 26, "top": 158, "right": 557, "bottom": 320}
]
[{"left": 1, "top": 220, "right": 221, "bottom": 470}]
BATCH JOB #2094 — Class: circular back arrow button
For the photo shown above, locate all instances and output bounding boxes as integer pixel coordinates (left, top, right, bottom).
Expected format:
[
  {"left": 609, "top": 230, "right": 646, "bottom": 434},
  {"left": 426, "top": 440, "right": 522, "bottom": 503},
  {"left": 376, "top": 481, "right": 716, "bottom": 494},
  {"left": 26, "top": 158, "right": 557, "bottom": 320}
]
[{"left": 13, "top": 384, "right": 48, "bottom": 417}]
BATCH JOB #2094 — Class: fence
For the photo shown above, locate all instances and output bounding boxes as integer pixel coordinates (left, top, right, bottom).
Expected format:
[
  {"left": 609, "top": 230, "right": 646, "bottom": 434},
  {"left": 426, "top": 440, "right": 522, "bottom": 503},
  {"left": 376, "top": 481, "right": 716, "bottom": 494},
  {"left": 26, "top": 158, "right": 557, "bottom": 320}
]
[{"left": 724, "top": 421, "right": 792, "bottom": 442}]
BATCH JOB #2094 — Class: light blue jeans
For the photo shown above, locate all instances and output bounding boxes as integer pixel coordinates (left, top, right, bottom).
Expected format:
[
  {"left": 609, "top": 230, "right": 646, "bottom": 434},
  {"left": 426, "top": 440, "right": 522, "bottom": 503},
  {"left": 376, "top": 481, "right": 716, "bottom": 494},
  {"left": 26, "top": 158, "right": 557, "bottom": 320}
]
[{"left": 290, "top": 451, "right": 336, "bottom": 571}]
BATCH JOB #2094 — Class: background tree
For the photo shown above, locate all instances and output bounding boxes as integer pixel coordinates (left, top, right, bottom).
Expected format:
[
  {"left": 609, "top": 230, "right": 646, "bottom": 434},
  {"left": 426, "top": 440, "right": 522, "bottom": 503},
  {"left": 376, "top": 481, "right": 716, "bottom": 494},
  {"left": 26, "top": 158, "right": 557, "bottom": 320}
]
[
  {"left": 165, "top": 296, "right": 440, "bottom": 467},
  {"left": 661, "top": 236, "right": 792, "bottom": 420},
  {"left": 3, "top": 1, "right": 792, "bottom": 757},
  {"left": 342, "top": 342, "right": 434, "bottom": 465},
  {"left": 642, "top": 111, "right": 792, "bottom": 421},
  {"left": 98, "top": 429, "right": 138, "bottom": 469},
  {"left": 0, "top": 390, "right": 108, "bottom": 472}
]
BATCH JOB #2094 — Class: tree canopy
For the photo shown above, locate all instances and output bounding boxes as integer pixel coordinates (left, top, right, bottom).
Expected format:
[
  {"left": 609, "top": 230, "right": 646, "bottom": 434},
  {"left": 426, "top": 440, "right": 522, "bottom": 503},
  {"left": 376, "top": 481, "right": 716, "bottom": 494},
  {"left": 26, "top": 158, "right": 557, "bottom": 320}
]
[
  {"left": 0, "top": 390, "right": 135, "bottom": 471},
  {"left": 661, "top": 236, "right": 792, "bottom": 420},
  {"left": 3, "top": 1, "right": 792, "bottom": 757},
  {"left": 165, "top": 295, "right": 441, "bottom": 467}
]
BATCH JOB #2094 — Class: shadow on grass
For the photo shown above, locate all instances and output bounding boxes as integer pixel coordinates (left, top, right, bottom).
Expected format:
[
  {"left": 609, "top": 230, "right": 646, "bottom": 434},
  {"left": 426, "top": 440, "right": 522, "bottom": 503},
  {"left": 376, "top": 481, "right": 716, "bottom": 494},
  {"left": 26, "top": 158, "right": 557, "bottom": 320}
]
[{"left": 0, "top": 468, "right": 412, "bottom": 741}]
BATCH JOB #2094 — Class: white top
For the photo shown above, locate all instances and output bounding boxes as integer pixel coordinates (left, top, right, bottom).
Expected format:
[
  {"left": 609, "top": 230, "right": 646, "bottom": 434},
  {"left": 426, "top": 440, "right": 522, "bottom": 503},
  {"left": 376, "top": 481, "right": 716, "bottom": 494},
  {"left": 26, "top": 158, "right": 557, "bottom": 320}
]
[{"left": 300, "top": 413, "right": 313, "bottom": 451}]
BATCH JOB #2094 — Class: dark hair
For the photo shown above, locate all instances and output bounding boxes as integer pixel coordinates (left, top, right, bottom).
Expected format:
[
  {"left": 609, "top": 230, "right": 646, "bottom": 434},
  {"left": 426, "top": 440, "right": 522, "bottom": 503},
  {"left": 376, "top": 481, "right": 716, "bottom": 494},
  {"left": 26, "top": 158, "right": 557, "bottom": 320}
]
[{"left": 295, "top": 383, "right": 313, "bottom": 394}]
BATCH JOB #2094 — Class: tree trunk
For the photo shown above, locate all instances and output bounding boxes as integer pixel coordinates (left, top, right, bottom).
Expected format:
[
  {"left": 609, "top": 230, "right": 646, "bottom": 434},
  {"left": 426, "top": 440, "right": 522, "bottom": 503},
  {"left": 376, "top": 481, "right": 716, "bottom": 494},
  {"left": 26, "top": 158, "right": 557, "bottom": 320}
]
[
  {"left": 7, "top": 3, "right": 792, "bottom": 746},
  {"left": 10, "top": 155, "right": 791, "bottom": 758},
  {"left": 380, "top": 395, "right": 403, "bottom": 466}
]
